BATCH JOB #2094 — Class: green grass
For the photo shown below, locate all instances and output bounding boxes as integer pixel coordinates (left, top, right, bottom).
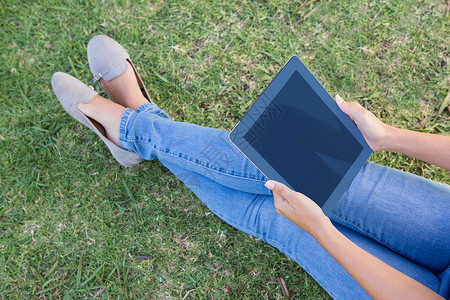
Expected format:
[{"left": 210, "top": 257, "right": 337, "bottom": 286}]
[{"left": 0, "top": 0, "right": 449, "bottom": 298}]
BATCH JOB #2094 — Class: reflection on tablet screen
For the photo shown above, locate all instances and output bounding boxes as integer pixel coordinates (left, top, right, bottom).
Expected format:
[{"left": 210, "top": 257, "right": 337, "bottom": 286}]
[{"left": 244, "top": 71, "right": 363, "bottom": 206}]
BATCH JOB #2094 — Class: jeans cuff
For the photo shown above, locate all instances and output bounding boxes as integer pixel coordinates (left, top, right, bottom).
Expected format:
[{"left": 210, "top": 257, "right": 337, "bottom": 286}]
[
  {"left": 118, "top": 107, "right": 135, "bottom": 151},
  {"left": 135, "top": 102, "right": 155, "bottom": 113},
  {"left": 118, "top": 103, "right": 162, "bottom": 150}
]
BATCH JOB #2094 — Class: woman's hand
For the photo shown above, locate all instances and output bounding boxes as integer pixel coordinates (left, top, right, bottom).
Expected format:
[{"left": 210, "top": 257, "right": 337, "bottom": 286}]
[
  {"left": 266, "top": 180, "right": 444, "bottom": 299},
  {"left": 335, "top": 94, "right": 450, "bottom": 169},
  {"left": 335, "top": 95, "right": 390, "bottom": 151},
  {"left": 265, "top": 180, "right": 330, "bottom": 236}
]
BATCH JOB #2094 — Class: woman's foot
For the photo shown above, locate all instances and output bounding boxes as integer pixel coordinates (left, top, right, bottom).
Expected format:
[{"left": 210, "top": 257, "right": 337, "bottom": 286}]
[
  {"left": 78, "top": 95, "right": 125, "bottom": 146},
  {"left": 100, "top": 61, "right": 149, "bottom": 110},
  {"left": 51, "top": 72, "right": 144, "bottom": 167},
  {"left": 78, "top": 61, "right": 148, "bottom": 147}
]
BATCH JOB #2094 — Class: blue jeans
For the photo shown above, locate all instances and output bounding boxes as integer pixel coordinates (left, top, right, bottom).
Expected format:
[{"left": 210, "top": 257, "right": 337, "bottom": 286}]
[{"left": 119, "top": 103, "right": 450, "bottom": 299}]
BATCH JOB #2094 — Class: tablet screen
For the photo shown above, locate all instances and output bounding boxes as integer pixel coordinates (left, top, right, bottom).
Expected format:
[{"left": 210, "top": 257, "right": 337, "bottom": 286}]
[
  {"left": 243, "top": 71, "right": 362, "bottom": 207},
  {"left": 229, "top": 56, "right": 372, "bottom": 213}
]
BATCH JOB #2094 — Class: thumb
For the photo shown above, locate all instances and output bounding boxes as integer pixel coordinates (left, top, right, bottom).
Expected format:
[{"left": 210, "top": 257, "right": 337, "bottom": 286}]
[
  {"left": 265, "top": 180, "right": 298, "bottom": 215},
  {"left": 335, "top": 94, "right": 350, "bottom": 114},
  {"left": 265, "top": 180, "right": 297, "bottom": 201},
  {"left": 335, "top": 94, "right": 362, "bottom": 122}
]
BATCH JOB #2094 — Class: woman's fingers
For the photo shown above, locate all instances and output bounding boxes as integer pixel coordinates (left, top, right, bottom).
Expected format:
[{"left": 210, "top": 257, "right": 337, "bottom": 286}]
[
  {"left": 334, "top": 94, "right": 388, "bottom": 151},
  {"left": 335, "top": 94, "right": 365, "bottom": 123},
  {"left": 335, "top": 94, "right": 349, "bottom": 116},
  {"left": 265, "top": 180, "right": 297, "bottom": 202},
  {"left": 265, "top": 180, "right": 297, "bottom": 198},
  {"left": 266, "top": 180, "right": 328, "bottom": 234},
  {"left": 265, "top": 180, "right": 296, "bottom": 214}
]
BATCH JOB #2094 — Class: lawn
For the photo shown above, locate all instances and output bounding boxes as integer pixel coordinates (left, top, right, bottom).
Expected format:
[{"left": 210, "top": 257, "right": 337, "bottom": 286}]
[{"left": 0, "top": 0, "right": 449, "bottom": 298}]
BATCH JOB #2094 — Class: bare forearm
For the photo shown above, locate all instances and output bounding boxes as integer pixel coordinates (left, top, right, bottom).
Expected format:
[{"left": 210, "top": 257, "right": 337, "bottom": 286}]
[
  {"left": 313, "top": 220, "right": 443, "bottom": 300},
  {"left": 384, "top": 126, "right": 450, "bottom": 170}
]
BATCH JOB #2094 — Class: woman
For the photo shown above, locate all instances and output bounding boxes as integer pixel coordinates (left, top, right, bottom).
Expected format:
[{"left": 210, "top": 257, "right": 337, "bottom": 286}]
[{"left": 52, "top": 35, "right": 450, "bottom": 299}]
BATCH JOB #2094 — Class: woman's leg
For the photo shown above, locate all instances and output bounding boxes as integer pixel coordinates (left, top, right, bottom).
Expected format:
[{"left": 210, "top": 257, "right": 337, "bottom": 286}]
[{"left": 118, "top": 104, "right": 443, "bottom": 297}]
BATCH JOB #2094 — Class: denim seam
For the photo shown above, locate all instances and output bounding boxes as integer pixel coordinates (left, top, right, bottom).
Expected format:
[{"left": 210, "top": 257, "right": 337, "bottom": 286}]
[
  {"left": 180, "top": 158, "right": 264, "bottom": 182},
  {"left": 136, "top": 102, "right": 154, "bottom": 113},
  {"left": 127, "top": 136, "right": 267, "bottom": 182},
  {"left": 330, "top": 210, "right": 436, "bottom": 272},
  {"left": 162, "top": 146, "right": 266, "bottom": 182},
  {"left": 139, "top": 103, "right": 169, "bottom": 118}
]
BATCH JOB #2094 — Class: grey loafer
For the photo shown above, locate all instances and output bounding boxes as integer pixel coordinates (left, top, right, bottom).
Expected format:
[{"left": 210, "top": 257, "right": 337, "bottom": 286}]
[
  {"left": 87, "top": 35, "right": 152, "bottom": 103},
  {"left": 51, "top": 72, "right": 144, "bottom": 167}
]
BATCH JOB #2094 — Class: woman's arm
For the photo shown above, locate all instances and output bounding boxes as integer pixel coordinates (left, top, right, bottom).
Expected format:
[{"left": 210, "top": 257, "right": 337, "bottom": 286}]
[
  {"left": 335, "top": 95, "right": 450, "bottom": 170},
  {"left": 265, "top": 180, "right": 444, "bottom": 300},
  {"left": 316, "top": 220, "right": 442, "bottom": 300},
  {"left": 384, "top": 127, "right": 450, "bottom": 170}
]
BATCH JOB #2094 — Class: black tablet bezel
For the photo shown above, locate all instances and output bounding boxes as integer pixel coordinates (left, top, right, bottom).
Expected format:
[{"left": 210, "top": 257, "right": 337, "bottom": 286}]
[{"left": 229, "top": 55, "right": 373, "bottom": 214}]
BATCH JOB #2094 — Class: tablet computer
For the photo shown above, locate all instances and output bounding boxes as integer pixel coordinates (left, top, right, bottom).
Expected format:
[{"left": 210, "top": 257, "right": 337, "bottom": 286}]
[{"left": 229, "top": 56, "right": 372, "bottom": 214}]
